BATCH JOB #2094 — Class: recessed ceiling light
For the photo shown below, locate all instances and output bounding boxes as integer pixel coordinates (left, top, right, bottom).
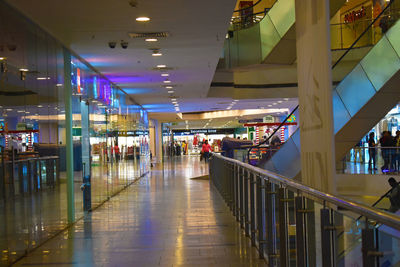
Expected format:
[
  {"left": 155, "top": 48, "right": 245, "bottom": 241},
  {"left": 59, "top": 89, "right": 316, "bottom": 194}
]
[
  {"left": 171, "top": 98, "right": 176, "bottom": 101},
  {"left": 161, "top": 73, "right": 169, "bottom": 77},
  {"left": 268, "top": 105, "right": 272, "bottom": 107},
  {"left": 0, "top": 57, "right": 5, "bottom": 60},
  {"left": 145, "top": 38, "right": 158, "bottom": 42},
  {"left": 284, "top": 98, "right": 289, "bottom": 101},
  {"left": 19, "top": 68, "right": 29, "bottom": 72},
  {"left": 272, "top": 103, "right": 277, "bottom": 105},
  {"left": 152, "top": 52, "right": 162, "bottom": 56},
  {"left": 227, "top": 107, "right": 231, "bottom": 110},
  {"left": 37, "top": 77, "right": 50, "bottom": 80},
  {"left": 163, "top": 80, "right": 171, "bottom": 84},
  {"left": 165, "top": 86, "right": 173, "bottom": 89},
  {"left": 233, "top": 99, "right": 239, "bottom": 102},
  {"left": 157, "top": 64, "right": 166, "bottom": 68},
  {"left": 37, "top": 105, "right": 43, "bottom": 108},
  {"left": 56, "top": 84, "right": 63, "bottom": 87},
  {"left": 17, "top": 110, "right": 24, "bottom": 113},
  {"left": 6, "top": 108, "right": 12, "bottom": 111},
  {"left": 172, "top": 101, "right": 177, "bottom": 104},
  {"left": 278, "top": 100, "right": 283, "bottom": 103},
  {"left": 167, "top": 90, "right": 174, "bottom": 93},
  {"left": 136, "top": 17, "right": 150, "bottom": 22}
]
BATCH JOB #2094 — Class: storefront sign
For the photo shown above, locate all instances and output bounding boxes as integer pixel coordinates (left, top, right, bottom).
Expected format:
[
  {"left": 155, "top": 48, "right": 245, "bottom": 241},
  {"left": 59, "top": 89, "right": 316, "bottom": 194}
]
[
  {"left": 238, "top": 118, "right": 263, "bottom": 123},
  {"left": 115, "top": 130, "right": 149, "bottom": 136},
  {"left": 77, "top": 68, "right": 81, "bottom": 94},
  {"left": 173, "top": 128, "right": 235, "bottom": 135},
  {"left": 263, "top": 115, "right": 274, "bottom": 123},
  {"left": 344, "top": 6, "right": 366, "bottom": 24}
]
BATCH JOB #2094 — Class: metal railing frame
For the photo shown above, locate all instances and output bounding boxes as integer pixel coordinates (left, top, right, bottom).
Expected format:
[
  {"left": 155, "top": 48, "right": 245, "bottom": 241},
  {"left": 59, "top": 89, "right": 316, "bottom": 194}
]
[{"left": 210, "top": 153, "right": 400, "bottom": 266}]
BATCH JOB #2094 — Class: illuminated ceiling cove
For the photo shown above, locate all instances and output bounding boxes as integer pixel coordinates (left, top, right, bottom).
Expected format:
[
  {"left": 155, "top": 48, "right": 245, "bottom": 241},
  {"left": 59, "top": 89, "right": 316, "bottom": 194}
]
[{"left": 5, "top": 0, "right": 240, "bottom": 114}]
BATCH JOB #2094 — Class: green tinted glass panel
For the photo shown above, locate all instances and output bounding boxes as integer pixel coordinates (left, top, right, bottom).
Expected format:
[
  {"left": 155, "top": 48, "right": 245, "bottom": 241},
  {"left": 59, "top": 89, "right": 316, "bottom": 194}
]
[
  {"left": 360, "top": 36, "right": 400, "bottom": 91},
  {"left": 332, "top": 90, "right": 351, "bottom": 134},
  {"left": 386, "top": 20, "right": 400, "bottom": 57},
  {"left": 336, "top": 64, "right": 376, "bottom": 117},
  {"left": 268, "top": 0, "right": 295, "bottom": 37},
  {"left": 237, "top": 25, "right": 262, "bottom": 66},
  {"left": 260, "top": 14, "right": 282, "bottom": 59}
]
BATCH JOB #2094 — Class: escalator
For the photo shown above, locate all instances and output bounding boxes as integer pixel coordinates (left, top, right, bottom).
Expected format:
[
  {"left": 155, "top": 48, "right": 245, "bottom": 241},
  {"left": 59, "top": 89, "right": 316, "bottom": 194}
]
[
  {"left": 224, "top": 0, "right": 346, "bottom": 67},
  {"left": 260, "top": 4, "right": 400, "bottom": 179}
]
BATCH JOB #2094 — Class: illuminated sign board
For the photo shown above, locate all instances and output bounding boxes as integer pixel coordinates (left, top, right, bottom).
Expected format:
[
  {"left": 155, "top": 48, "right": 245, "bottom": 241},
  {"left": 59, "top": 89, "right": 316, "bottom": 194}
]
[
  {"left": 77, "top": 68, "right": 81, "bottom": 94},
  {"left": 173, "top": 128, "right": 235, "bottom": 135}
]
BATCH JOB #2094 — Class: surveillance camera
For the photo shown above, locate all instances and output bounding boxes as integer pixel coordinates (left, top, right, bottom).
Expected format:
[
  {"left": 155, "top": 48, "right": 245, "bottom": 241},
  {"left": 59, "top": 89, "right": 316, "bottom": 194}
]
[
  {"left": 121, "top": 41, "right": 128, "bottom": 49},
  {"left": 108, "top": 42, "right": 117, "bottom": 49},
  {"left": 7, "top": 44, "right": 17, "bottom": 51},
  {"left": 129, "top": 0, "right": 138, "bottom": 7}
]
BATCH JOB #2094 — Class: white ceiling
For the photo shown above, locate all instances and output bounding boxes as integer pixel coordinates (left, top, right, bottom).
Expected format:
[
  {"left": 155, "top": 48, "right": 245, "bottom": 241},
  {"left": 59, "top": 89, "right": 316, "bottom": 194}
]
[{"left": 6, "top": 0, "right": 237, "bottom": 113}]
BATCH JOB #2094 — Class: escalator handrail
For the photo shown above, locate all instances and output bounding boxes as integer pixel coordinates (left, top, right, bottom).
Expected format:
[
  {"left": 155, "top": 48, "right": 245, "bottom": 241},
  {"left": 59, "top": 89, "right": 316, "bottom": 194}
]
[
  {"left": 246, "top": 105, "right": 298, "bottom": 163},
  {"left": 356, "top": 181, "right": 400, "bottom": 221},
  {"left": 247, "top": 0, "right": 397, "bottom": 164},
  {"left": 332, "top": 0, "right": 395, "bottom": 69}
]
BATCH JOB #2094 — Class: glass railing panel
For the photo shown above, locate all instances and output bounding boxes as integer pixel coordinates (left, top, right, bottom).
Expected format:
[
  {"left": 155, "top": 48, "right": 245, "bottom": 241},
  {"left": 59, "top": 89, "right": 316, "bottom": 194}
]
[
  {"left": 236, "top": 25, "right": 262, "bottom": 66},
  {"left": 333, "top": 211, "right": 363, "bottom": 266},
  {"left": 259, "top": 14, "right": 282, "bottom": 59},
  {"left": 377, "top": 225, "right": 400, "bottom": 265},
  {"left": 360, "top": 35, "right": 400, "bottom": 91},
  {"left": 332, "top": 90, "right": 351, "bottom": 134},
  {"left": 334, "top": 64, "right": 376, "bottom": 117},
  {"left": 267, "top": 0, "right": 295, "bottom": 38}
]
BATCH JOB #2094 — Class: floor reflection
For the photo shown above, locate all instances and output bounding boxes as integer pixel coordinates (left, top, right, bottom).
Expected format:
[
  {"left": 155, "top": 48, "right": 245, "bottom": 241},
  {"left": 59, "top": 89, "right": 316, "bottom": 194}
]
[
  {"left": 0, "top": 159, "right": 147, "bottom": 266},
  {"left": 14, "top": 155, "right": 267, "bottom": 266}
]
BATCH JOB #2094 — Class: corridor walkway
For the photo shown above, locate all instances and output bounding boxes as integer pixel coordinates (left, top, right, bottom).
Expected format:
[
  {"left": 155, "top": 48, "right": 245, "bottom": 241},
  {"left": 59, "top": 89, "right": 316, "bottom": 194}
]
[{"left": 14, "top": 156, "right": 267, "bottom": 266}]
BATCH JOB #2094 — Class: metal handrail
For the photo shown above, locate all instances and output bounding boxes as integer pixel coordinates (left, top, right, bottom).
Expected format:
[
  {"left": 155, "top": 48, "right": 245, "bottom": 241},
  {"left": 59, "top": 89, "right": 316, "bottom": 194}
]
[{"left": 212, "top": 153, "right": 400, "bottom": 230}]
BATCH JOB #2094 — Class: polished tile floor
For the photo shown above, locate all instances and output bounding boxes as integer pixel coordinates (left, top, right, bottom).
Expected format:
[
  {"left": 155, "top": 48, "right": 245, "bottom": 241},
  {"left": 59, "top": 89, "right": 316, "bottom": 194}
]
[
  {"left": 14, "top": 156, "right": 267, "bottom": 266},
  {"left": 0, "top": 159, "right": 148, "bottom": 266}
]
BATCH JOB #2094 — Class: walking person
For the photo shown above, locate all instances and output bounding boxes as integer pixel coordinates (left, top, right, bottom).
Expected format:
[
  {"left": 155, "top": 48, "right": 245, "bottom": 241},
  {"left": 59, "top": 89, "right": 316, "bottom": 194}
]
[
  {"left": 368, "top": 132, "right": 377, "bottom": 171},
  {"left": 380, "top": 131, "right": 393, "bottom": 172},
  {"left": 201, "top": 140, "right": 212, "bottom": 163},
  {"left": 387, "top": 177, "right": 400, "bottom": 213},
  {"left": 395, "top": 131, "right": 400, "bottom": 172}
]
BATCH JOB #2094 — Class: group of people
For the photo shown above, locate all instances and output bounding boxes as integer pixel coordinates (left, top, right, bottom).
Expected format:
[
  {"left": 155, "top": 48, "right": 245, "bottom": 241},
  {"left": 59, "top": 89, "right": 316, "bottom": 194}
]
[{"left": 367, "top": 131, "right": 400, "bottom": 172}]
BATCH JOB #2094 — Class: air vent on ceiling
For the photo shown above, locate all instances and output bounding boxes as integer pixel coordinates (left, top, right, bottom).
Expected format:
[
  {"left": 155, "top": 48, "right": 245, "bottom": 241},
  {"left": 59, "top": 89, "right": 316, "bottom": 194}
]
[
  {"left": 151, "top": 67, "right": 175, "bottom": 71},
  {"left": 128, "top": 32, "right": 170, "bottom": 38}
]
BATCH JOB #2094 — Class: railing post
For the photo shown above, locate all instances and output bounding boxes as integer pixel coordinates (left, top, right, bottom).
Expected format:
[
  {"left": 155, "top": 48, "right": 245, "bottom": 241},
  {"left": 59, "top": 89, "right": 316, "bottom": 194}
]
[
  {"left": 233, "top": 164, "right": 238, "bottom": 219},
  {"left": 306, "top": 199, "right": 316, "bottom": 266},
  {"left": 320, "top": 208, "right": 334, "bottom": 267},
  {"left": 256, "top": 175, "right": 265, "bottom": 258},
  {"left": 229, "top": 163, "right": 234, "bottom": 212},
  {"left": 362, "top": 224, "right": 378, "bottom": 267},
  {"left": 265, "top": 180, "right": 276, "bottom": 266},
  {"left": 250, "top": 172, "right": 256, "bottom": 246},
  {"left": 239, "top": 166, "right": 245, "bottom": 229},
  {"left": 295, "top": 196, "right": 306, "bottom": 266},
  {"left": 278, "top": 187, "right": 289, "bottom": 267},
  {"left": 244, "top": 169, "right": 250, "bottom": 237}
]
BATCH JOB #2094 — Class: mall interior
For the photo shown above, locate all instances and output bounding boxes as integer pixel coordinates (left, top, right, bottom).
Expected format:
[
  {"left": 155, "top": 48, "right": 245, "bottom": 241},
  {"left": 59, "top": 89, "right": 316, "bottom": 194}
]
[{"left": 1, "top": 0, "right": 400, "bottom": 266}]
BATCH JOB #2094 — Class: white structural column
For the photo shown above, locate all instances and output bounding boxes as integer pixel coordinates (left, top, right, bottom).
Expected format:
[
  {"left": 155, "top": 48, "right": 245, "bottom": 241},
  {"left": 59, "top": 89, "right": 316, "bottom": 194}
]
[
  {"left": 149, "top": 119, "right": 163, "bottom": 163},
  {"left": 295, "top": 0, "right": 336, "bottom": 193}
]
